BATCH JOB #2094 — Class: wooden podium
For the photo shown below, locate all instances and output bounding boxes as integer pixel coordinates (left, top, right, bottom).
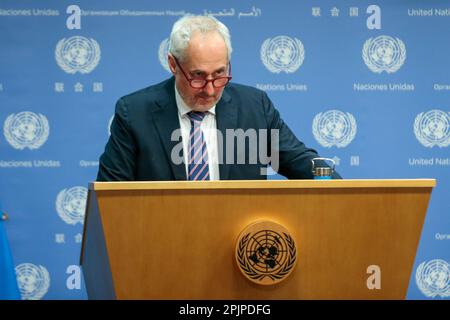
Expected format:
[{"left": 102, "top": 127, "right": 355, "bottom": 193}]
[{"left": 80, "top": 179, "right": 435, "bottom": 300}]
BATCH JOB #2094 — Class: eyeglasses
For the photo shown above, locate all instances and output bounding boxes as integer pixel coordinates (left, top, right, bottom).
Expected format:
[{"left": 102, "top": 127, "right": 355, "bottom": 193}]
[{"left": 173, "top": 56, "right": 232, "bottom": 89}]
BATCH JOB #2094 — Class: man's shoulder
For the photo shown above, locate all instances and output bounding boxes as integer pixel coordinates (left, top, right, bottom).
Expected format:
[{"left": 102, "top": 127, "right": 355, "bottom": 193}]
[
  {"left": 118, "top": 77, "right": 174, "bottom": 105},
  {"left": 224, "top": 82, "right": 271, "bottom": 113}
]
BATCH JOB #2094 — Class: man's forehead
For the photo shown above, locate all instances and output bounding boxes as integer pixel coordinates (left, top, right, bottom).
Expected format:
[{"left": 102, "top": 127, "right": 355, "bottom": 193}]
[
  {"left": 187, "top": 32, "right": 227, "bottom": 55},
  {"left": 185, "top": 59, "right": 228, "bottom": 72},
  {"left": 185, "top": 54, "right": 228, "bottom": 72}
]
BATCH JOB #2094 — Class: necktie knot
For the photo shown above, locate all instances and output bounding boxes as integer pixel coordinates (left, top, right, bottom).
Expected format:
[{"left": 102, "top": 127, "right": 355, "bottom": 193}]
[{"left": 187, "top": 111, "right": 207, "bottom": 124}]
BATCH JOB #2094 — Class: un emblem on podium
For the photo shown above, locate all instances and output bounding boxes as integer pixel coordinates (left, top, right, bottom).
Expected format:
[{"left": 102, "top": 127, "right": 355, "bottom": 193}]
[{"left": 235, "top": 220, "right": 297, "bottom": 285}]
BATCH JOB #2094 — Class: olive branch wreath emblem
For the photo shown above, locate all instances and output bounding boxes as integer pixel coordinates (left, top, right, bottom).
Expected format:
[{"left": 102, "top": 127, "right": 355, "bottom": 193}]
[{"left": 237, "top": 232, "right": 296, "bottom": 282}]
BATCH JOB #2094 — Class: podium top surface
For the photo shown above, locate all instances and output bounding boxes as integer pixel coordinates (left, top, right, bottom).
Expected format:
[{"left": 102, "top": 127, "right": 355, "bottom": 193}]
[{"left": 89, "top": 179, "right": 436, "bottom": 191}]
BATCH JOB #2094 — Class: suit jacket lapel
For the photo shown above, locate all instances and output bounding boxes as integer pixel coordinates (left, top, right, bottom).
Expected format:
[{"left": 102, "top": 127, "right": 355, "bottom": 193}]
[
  {"left": 151, "top": 78, "right": 187, "bottom": 180},
  {"left": 216, "top": 89, "right": 236, "bottom": 180}
]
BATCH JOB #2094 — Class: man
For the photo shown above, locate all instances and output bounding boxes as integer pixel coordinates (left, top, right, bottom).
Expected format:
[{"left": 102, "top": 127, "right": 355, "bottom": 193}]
[{"left": 97, "top": 15, "right": 340, "bottom": 181}]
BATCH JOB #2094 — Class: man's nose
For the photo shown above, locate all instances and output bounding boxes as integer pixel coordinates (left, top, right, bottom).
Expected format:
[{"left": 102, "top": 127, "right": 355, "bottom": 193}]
[{"left": 204, "top": 80, "right": 215, "bottom": 95}]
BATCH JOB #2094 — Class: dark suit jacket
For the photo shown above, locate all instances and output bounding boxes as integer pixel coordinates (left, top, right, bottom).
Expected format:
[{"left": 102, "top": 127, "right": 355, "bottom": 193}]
[{"left": 97, "top": 77, "right": 341, "bottom": 181}]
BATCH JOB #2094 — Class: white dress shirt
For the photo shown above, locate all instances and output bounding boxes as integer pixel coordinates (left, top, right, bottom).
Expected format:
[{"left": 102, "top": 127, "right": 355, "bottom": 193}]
[{"left": 175, "top": 86, "right": 220, "bottom": 180}]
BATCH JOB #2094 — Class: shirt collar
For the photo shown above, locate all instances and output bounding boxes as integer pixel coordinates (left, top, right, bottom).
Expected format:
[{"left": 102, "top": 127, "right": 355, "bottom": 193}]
[{"left": 174, "top": 84, "right": 216, "bottom": 116}]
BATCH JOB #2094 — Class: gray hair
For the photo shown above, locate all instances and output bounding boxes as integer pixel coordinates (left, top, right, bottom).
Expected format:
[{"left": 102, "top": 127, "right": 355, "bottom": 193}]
[{"left": 169, "top": 15, "right": 232, "bottom": 62}]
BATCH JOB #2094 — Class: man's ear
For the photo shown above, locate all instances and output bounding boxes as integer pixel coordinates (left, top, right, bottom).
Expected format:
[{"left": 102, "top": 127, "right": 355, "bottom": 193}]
[{"left": 167, "top": 54, "right": 177, "bottom": 75}]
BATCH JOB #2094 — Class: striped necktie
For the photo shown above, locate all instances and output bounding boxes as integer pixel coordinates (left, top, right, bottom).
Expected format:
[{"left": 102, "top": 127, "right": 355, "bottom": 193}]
[{"left": 187, "top": 111, "right": 210, "bottom": 181}]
